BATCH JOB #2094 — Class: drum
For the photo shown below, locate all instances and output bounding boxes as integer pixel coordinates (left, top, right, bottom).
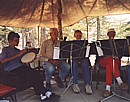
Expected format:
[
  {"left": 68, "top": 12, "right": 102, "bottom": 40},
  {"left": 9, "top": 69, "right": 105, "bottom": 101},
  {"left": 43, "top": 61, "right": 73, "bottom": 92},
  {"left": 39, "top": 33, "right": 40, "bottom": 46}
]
[{"left": 21, "top": 52, "right": 36, "bottom": 63}]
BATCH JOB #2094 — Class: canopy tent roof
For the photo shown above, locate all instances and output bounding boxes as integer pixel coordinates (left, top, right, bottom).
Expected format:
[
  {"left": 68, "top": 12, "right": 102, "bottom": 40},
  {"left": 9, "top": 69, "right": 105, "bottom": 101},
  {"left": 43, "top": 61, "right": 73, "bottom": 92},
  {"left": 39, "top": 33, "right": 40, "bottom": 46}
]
[{"left": 0, "top": 0, "right": 130, "bottom": 28}]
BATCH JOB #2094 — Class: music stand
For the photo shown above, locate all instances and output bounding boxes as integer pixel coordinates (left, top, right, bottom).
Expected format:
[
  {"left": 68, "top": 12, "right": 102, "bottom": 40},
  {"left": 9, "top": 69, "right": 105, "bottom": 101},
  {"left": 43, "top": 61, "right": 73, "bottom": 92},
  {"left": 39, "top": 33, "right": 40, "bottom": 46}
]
[
  {"left": 97, "top": 39, "right": 128, "bottom": 57},
  {"left": 95, "top": 39, "right": 130, "bottom": 102},
  {"left": 59, "top": 40, "right": 89, "bottom": 101},
  {"left": 126, "top": 36, "right": 130, "bottom": 63}
]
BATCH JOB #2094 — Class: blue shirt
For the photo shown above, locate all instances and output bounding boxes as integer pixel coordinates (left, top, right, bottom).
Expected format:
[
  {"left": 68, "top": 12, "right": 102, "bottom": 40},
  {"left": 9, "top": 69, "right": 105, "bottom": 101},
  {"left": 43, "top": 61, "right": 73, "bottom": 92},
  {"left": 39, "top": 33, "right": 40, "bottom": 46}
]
[{"left": 0, "top": 46, "right": 23, "bottom": 71}]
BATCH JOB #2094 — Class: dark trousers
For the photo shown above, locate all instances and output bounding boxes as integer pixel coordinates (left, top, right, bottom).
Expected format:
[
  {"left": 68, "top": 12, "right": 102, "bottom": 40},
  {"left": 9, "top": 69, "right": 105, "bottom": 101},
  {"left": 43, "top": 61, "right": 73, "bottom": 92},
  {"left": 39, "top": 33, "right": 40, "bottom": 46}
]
[
  {"left": 127, "top": 66, "right": 130, "bottom": 85},
  {"left": 11, "top": 65, "right": 47, "bottom": 95}
]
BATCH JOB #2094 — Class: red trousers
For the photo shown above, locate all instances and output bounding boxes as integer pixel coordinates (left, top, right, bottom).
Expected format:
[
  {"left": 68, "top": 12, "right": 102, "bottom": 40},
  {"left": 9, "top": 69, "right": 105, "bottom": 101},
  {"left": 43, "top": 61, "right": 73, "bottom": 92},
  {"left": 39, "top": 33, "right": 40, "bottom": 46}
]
[{"left": 99, "top": 57, "right": 121, "bottom": 85}]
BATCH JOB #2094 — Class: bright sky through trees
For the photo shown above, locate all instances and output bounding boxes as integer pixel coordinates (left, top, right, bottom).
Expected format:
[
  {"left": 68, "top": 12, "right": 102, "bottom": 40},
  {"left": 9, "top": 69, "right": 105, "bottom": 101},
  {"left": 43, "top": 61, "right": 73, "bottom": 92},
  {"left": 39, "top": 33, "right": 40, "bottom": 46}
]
[{"left": 106, "top": 14, "right": 130, "bottom": 22}]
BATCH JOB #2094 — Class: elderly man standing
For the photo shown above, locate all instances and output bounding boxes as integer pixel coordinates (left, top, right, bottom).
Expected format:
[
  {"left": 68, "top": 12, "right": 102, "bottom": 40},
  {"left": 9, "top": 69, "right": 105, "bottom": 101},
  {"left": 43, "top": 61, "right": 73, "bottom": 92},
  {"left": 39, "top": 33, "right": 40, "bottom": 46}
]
[{"left": 39, "top": 28, "right": 70, "bottom": 91}]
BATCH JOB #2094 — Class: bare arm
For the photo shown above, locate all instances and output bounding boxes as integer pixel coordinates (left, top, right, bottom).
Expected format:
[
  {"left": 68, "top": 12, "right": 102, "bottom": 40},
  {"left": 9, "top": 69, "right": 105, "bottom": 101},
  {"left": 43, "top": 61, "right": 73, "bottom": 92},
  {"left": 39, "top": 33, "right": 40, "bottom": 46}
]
[{"left": 0, "top": 49, "right": 27, "bottom": 64}]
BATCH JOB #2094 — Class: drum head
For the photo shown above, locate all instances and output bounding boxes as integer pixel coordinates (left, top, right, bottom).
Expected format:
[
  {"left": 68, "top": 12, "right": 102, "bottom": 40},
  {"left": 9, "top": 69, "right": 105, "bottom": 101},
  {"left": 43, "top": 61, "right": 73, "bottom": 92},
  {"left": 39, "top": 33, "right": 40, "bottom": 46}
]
[{"left": 21, "top": 52, "right": 36, "bottom": 63}]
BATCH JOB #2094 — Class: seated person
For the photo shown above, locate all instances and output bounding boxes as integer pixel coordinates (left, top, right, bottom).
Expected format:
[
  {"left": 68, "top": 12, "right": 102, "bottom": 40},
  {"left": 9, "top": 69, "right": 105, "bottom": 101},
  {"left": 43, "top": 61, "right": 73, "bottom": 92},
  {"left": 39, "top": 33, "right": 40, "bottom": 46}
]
[
  {"left": 25, "top": 41, "right": 32, "bottom": 48},
  {"left": 0, "top": 31, "right": 60, "bottom": 102},
  {"left": 98, "top": 28, "right": 128, "bottom": 97},
  {"left": 39, "top": 28, "right": 70, "bottom": 91},
  {"left": 72, "top": 30, "right": 92, "bottom": 94}
]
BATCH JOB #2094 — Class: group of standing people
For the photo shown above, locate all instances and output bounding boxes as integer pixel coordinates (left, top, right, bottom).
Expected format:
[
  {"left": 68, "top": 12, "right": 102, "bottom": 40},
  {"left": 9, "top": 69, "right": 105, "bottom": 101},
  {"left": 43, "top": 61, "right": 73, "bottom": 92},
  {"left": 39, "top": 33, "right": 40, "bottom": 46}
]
[{"left": 0, "top": 28, "right": 130, "bottom": 102}]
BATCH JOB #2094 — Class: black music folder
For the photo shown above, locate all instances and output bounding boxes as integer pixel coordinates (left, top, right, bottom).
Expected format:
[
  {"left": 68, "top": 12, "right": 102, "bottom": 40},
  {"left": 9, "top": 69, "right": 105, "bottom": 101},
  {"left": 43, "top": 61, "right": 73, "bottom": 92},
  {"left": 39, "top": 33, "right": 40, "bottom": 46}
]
[
  {"left": 96, "top": 39, "right": 128, "bottom": 57},
  {"left": 126, "top": 36, "right": 130, "bottom": 56},
  {"left": 60, "top": 40, "right": 89, "bottom": 59}
]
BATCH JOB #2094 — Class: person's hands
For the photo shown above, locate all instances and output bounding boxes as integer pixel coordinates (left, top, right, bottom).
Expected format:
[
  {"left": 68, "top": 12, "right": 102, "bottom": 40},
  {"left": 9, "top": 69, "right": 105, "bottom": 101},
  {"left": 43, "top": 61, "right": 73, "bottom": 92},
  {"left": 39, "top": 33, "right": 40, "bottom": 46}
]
[{"left": 48, "top": 59, "right": 61, "bottom": 66}]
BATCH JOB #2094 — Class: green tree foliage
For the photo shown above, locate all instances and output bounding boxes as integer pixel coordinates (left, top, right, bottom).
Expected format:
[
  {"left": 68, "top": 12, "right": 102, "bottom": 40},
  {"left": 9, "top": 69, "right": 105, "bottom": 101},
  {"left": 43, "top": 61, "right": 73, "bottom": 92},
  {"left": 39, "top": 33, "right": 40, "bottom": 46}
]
[
  {"left": 62, "top": 15, "right": 130, "bottom": 41},
  {"left": 1, "top": 14, "right": 130, "bottom": 52}
]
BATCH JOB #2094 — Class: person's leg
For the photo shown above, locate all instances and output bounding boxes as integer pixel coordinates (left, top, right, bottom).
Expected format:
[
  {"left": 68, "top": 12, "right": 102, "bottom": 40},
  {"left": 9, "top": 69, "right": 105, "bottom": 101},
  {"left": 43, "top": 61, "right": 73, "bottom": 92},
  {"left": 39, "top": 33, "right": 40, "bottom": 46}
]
[
  {"left": 72, "top": 59, "right": 78, "bottom": 84},
  {"left": 43, "top": 61, "right": 56, "bottom": 90},
  {"left": 11, "top": 65, "right": 47, "bottom": 95},
  {"left": 12, "top": 65, "right": 60, "bottom": 101},
  {"left": 99, "top": 57, "right": 113, "bottom": 86},
  {"left": 99, "top": 57, "right": 128, "bottom": 97},
  {"left": 81, "top": 58, "right": 92, "bottom": 94},
  {"left": 81, "top": 58, "right": 91, "bottom": 85},
  {"left": 99, "top": 57, "right": 113, "bottom": 97},
  {"left": 55, "top": 60, "right": 70, "bottom": 88},
  {"left": 107, "top": 58, "right": 128, "bottom": 90},
  {"left": 44, "top": 61, "right": 56, "bottom": 83},
  {"left": 58, "top": 60, "right": 70, "bottom": 80},
  {"left": 105, "top": 57, "right": 128, "bottom": 91},
  {"left": 100, "top": 57, "right": 112, "bottom": 97},
  {"left": 71, "top": 59, "right": 80, "bottom": 93}
]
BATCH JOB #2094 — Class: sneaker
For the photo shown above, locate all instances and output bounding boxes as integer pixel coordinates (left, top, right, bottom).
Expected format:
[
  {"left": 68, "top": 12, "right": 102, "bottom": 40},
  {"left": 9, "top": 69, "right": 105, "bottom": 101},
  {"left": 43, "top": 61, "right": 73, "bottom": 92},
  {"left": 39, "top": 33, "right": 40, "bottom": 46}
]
[
  {"left": 119, "top": 83, "right": 128, "bottom": 91},
  {"left": 46, "top": 83, "right": 52, "bottom": 91},
  {"left": 41, "top": 93, "right": 60, "bottom": 102},
  {"left": 103, "top": 90, "right": 111, "bottom": 97},
  {"left": 85, "top": 85, "right": 92, "bottom": 95},
  {"left": 55, "top": 76, "right": 64, "bottom": 88},
  {"left": 72, "top": 84, "right": 80, "bottom": 93}
]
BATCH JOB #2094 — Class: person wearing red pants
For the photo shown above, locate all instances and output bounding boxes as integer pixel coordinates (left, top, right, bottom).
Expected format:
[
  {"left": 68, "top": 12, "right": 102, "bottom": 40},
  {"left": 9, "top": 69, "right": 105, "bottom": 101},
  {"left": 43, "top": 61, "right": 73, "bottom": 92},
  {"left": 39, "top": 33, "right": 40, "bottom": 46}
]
[{"left": 98, "top": 28, "right": 128, "bottom": 97}]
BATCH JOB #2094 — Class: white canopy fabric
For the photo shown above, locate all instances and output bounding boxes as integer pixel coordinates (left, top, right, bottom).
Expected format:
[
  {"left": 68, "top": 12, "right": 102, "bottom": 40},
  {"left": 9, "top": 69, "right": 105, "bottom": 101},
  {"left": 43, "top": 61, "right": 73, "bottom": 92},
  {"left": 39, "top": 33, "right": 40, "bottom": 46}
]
[{"left": 0, "top": 0, "right": 130, "bottom": 28}]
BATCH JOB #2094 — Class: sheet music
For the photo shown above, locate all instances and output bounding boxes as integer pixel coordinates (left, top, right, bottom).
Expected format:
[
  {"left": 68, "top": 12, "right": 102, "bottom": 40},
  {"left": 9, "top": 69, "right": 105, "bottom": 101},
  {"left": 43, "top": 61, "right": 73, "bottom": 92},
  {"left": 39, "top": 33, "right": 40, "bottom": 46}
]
[
  {"left": 53, "top": 47, "right": 60, "bottom": 59},
  {"left": 95, "top": 41, "right": 104, "bottom": 56},
  {"left": 96, "top": 46, "right": 104, "bottom": 56},
  {"left": 85, "top": 46, "right": 90, "bottom": 57}
]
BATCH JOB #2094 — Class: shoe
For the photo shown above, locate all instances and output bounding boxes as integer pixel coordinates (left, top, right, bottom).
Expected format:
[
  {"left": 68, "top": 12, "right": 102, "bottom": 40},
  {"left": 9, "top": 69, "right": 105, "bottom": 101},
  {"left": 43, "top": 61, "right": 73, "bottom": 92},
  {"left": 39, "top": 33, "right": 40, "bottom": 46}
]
[
  {"left": 103, "top": 90, "right": 111, "bottom": 97},
  {"left": 119, "top": 83, "right": 128, "bottom": 91},
  {"left": 46, "top": 83, "right": 52, "bottom": 91},
  {"left": 41, "top": 93, "right": 60, "bottom": 102},
  {"left": 85, "top": 85, "right": 92, "bottom": 95},
  {"left": 72, "top": 84, "right": 80, "bottom": 93},
  {"left": 55, "top": 76, "right": 64, "bottom": 88}
]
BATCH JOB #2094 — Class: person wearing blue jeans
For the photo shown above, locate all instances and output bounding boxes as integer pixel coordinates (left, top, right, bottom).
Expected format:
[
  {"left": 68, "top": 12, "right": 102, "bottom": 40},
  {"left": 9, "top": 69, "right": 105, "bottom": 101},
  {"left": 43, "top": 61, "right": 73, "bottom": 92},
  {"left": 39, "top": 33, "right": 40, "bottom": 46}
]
[
  {"left": 39, "top": 28, "right": 70, "bottom": 91},
  {"left": 72, "top": 30, "right": 92, "bottom": 94},
  {"left": 44, "top": 60, "right": 70, "bottom": 88},
  {"left": 72, "top": 58, "right": 90, "bottom": 85}
]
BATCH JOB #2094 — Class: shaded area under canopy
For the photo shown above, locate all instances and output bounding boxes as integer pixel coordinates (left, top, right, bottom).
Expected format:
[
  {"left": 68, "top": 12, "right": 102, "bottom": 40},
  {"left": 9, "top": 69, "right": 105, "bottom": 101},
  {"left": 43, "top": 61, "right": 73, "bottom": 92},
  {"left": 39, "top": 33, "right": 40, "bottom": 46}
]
[{"left": 0, "top": 0, "right": 130, "bottom": 28}]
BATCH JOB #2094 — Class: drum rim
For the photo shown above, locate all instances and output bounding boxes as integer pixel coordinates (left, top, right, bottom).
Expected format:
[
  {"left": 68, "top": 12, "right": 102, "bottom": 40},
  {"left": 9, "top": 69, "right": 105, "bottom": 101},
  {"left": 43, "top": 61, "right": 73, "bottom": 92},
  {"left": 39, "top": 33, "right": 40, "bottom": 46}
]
[{"left": 21, "top": 52, "right": 36, "bottom": 63}]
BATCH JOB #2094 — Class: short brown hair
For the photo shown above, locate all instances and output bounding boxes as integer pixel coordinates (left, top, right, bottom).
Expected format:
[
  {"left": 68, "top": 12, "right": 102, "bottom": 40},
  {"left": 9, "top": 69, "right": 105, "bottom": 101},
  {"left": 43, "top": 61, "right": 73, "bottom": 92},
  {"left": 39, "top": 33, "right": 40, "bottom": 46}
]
[
  {"left": 74, "top": 30, "right": 82, "bottom": 37},
  {"left": 8, "top": 31, "right": 20, "bottom": 41}
]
